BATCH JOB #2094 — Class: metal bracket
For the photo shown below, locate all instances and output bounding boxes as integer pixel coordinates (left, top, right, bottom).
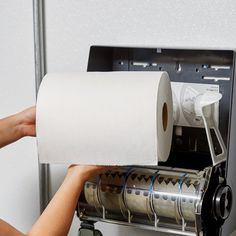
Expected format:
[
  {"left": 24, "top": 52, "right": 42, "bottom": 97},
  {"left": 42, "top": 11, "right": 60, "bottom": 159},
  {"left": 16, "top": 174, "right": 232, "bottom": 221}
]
[{"left": 194, "top": 92, "right": 227, "bottom": 165}]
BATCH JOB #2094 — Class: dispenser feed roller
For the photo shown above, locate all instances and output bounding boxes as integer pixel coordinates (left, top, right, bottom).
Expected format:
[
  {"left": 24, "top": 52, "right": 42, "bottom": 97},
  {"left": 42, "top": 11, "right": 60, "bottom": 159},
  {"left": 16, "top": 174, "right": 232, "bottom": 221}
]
[{"left": 78, "top": 167, "right": 232, "bottom": 236}]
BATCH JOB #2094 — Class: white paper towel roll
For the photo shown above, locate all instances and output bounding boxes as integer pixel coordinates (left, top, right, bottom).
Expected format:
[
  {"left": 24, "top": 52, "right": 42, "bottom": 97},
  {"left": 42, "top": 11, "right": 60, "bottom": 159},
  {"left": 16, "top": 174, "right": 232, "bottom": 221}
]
[{"left": 36, "top": 72, "right": 173, "bottom": 165}]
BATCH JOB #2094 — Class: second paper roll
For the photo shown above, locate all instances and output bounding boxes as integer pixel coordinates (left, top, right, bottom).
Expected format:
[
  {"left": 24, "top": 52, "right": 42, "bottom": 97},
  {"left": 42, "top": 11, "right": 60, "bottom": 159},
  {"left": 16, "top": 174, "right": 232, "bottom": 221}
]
[{"left": 36, "top": 72, "right": 173, "bottom": 165}]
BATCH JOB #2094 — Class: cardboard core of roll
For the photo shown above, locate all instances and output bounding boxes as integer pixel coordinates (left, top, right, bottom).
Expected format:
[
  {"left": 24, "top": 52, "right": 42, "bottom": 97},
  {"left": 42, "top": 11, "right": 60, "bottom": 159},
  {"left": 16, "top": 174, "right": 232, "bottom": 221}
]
[{"left": 162, "top": 102, "right": 168, "bottom": 132}]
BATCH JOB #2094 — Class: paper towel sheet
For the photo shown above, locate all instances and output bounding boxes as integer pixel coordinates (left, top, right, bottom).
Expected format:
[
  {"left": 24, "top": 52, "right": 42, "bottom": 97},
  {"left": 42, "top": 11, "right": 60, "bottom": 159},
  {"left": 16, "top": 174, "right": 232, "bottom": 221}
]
[{"left": 36, "top": 72, "right": 173, "bottom": 165}]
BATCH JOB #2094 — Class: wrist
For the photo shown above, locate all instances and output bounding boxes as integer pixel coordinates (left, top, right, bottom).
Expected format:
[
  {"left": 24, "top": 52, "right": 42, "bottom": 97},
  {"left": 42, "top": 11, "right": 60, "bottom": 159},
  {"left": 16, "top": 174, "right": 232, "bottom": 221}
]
[
  {"left": 0, "top": 114, "right": 22, "bottom": 148},
  {"left": 6, "top": 114, "right": 23, "bottom": 138}
]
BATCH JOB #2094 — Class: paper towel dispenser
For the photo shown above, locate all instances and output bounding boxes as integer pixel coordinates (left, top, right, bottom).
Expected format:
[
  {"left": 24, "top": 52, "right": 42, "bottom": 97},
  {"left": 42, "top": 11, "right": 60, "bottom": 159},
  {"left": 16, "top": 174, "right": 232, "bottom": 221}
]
[{"left": 77, "top": 47, "right": 236, "bottom": 236}]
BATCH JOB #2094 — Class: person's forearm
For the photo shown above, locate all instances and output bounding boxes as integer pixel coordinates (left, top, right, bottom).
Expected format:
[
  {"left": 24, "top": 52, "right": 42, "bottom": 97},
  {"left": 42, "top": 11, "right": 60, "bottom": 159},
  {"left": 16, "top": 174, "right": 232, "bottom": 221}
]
[
  {"left": 0, "top": 219, "right": 24, "bottom": 236},
  {"left": 27, "top": 168, "right": 85, "bottom": 236},
  {"left": 0, "top": 168, "right": 85, "bottom": 236},
  {"left": 0, "top": 114, "right": 22, "bottom": 148}
]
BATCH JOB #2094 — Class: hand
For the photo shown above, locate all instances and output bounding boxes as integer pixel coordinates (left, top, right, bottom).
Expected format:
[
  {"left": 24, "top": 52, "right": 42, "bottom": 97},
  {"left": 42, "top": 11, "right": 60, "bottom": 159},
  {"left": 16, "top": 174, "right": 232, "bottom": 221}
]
[
  {"left": 27, "top": 165, "right": 112, "bottom": 236},
  {"left": 67, "top": 165, "right": 110, "bottom": 183},
  {"left": 0, "top": 106, "right": 36, "bottom": 148},
  {"left": 17, "top": 106, "right": 36, "bottom": 137}
]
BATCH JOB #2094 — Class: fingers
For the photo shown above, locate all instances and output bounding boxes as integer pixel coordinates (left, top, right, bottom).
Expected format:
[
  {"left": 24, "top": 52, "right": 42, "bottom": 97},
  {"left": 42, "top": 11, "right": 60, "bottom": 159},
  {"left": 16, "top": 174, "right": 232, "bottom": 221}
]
[
  {"left": 20, "top": 106, "right": 36, "bottom": 124},
  {"left": 68, "top": 165, "right": 110, "bottom": 175},
  {"left": 22, "top": 124, "right": 36, "bottom": 137},
  {"left": 17, "top": 106, "right": 36, "bottom": 137},
  {"left": 67, "top": 165, "right": 114, "bottom": 182}
]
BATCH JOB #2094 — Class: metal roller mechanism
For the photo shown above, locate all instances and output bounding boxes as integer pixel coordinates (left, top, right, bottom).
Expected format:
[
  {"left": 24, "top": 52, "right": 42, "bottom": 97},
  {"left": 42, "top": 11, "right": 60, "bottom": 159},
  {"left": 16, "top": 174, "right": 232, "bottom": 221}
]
[{"left": 78, "top": 166, "right": 232, "bottom": 235}]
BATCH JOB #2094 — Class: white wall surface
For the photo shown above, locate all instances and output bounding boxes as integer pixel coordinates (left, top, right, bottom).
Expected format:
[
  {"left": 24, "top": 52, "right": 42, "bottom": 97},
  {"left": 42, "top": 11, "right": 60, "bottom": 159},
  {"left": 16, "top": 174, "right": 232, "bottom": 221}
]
[
  {"left": 44, "top": 1, "right": 236, "bottom": 236},
  {"left": 0, "top": 0, "right": 40, "bottom": 233}
]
